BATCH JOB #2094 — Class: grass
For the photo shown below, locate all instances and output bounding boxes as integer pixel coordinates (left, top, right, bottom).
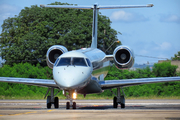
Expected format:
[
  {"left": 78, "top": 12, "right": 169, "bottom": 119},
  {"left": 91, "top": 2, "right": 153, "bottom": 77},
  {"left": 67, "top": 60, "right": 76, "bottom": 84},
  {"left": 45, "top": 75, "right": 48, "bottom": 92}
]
[{"left": 1, "top": 95, "right": 180, "bottom": 100}]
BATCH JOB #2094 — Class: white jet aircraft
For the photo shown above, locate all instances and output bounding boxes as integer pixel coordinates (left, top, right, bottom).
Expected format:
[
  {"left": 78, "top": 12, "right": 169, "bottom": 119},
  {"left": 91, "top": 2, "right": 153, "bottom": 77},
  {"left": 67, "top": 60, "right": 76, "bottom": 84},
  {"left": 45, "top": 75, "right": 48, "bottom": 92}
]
[{"left": 0, "top": 3, "right": 180, "bottom": 109}]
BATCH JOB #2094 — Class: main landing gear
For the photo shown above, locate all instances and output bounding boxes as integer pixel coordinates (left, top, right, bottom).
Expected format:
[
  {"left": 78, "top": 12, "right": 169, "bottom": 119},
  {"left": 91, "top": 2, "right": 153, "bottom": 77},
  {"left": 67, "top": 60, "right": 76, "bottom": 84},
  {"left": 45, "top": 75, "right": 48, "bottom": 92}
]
[
  {"left": 111, "top": 87, "right": 125, "bottom": 109},
  {"left": 45, "top": 88, "right": 60, "bottom": 109}
]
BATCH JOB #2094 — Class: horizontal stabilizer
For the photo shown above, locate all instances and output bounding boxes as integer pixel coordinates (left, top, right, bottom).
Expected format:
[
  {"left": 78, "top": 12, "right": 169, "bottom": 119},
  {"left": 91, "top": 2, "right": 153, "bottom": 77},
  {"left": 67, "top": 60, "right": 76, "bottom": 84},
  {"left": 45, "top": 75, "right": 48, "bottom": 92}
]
[
  {"left": 40, "top": 5, "right": 92, "bottom": 9},
  {"left": 40, "top": 4, "right": 154, "bottom": 9},
  {"left": 98, "top": 4, "right": 154, "bottom": 9}
]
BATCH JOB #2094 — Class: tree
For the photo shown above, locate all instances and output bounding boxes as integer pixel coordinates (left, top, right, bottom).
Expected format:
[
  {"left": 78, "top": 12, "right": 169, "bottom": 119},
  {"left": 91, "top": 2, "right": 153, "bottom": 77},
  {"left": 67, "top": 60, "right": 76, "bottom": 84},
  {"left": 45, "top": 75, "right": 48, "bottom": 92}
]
[
  {"left": 0, "top": 2, "right": 121, "bottom": 66},
  {"left": 171, "top": 51, "right": 180, "bottom": 60},
  {"left": 152, "top": 61, "right": 177, "bottom": 77}
]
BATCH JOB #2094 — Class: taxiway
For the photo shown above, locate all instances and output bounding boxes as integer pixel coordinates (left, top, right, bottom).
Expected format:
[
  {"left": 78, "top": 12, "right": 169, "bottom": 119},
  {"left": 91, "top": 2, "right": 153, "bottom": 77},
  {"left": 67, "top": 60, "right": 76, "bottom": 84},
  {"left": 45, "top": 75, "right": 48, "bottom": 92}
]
[{"left": 0, "top": 99, "right": 180, "bottom": 120}]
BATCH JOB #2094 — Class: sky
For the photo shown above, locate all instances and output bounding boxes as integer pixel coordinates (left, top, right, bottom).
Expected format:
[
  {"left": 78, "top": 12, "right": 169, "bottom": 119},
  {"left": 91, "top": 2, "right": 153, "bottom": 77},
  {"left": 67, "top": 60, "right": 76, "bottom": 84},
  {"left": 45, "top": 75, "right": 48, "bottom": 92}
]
[{"left": 0, "top": 0, "right": 180, "bottom": 64}]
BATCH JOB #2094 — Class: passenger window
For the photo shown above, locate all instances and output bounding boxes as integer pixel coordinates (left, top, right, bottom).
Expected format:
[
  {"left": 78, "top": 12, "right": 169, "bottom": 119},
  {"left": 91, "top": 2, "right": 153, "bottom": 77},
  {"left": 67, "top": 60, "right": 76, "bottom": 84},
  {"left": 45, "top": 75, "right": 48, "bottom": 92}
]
[
  {"left": 57, "top": 58, "right": 71, "bottom": 66},
  {"left": 86, "top": 58, "right": 91, "bottom": 67},
  {"left": 73, "top": 58, "right": 87, "bottom": 67}
]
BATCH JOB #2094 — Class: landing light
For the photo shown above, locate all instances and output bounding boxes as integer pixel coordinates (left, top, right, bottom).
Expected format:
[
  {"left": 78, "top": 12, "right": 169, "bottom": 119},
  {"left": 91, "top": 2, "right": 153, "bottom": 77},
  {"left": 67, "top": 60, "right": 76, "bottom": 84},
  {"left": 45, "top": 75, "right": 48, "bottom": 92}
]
[{"left": 73, "top": 92, "right": 77, "bottom": 99}]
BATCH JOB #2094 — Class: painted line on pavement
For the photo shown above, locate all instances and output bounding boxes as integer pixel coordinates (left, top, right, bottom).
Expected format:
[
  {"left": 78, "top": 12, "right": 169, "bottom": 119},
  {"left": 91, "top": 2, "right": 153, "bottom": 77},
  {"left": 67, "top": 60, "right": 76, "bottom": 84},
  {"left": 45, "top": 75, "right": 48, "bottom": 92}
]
[{"left": 0, "top": 110, "right": 55, "bottom": 117}]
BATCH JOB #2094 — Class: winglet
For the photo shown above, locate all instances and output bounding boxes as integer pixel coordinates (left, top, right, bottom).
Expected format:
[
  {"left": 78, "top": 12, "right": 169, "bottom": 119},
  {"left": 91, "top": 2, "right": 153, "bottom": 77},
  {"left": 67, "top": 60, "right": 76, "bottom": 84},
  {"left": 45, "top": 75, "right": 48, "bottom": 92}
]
[
  {"left": 147, "top": 4, "right": 154, "bottom": 7},
  {"left": 40, "top": 4, "right": 45, "bottom": 8}
]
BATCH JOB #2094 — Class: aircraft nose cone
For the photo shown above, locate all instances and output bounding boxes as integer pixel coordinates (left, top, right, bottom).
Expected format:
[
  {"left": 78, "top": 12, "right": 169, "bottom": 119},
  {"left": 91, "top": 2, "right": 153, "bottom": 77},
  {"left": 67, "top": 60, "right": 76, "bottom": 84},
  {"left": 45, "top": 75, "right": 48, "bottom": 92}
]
[
  {"left": 53, "top": 66, "right": 92, "bottom": 89},
  {"left": 59, "top": 75, "right": 78, "bottom": 88}
]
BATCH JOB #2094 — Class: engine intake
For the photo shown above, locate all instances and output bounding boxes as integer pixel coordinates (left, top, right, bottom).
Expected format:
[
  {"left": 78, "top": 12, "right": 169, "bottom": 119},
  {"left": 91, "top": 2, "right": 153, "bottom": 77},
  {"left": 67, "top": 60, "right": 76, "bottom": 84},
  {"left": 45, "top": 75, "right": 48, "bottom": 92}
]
[
  {"left": 113, "top": 45, "right": 134, "bottom": 69},
  {"left": 46, "top": 45, "right": 68, "bottom": 69}
]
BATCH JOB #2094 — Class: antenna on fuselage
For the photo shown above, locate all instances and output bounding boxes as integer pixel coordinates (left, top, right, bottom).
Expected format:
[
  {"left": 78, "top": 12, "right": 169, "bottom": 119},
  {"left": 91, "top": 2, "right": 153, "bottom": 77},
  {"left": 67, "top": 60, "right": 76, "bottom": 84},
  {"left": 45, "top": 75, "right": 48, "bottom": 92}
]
[{"left": 40, "top": 4, "right": 153, "bottom": 49}]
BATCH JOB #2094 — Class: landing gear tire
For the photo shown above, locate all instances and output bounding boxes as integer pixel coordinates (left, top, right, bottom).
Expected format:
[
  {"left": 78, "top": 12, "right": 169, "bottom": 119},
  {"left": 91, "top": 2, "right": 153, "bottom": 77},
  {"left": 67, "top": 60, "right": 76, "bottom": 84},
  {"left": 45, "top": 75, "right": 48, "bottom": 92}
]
[
  {"left": 47, "top": 96, "right": 51, "bottom": 109},
  {"left": 54, "top": 97, "right": 59, "bottom": 108},
  {"left": 66, "top": 102, "right": 70, "bottom": 109},
  {"left": 121, "top": 103, "right": 125, "bottom": 108},
  {"left": 113, "top": 97, "right": 118, "bottom": 108},
  {"left": 120, "top": 96, "right": 125, "bottom": 109},
  {"left": 73, "top": 102, "right": 76, "bottom": 109}
]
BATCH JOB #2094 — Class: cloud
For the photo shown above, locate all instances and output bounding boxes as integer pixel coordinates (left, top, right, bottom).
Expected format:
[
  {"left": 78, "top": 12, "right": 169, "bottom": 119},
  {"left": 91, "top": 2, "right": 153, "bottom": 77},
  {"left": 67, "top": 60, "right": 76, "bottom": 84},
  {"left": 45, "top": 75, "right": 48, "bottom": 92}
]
[
  {"left": 159, "top": 42, "right": 172, "bottom": 50},
  {"left": 160, "top": 14, "right": 180, "bottom": 23},
  {"left": 139, "top": 50, "right": 148, "bottom": 55},
  {"left": 110, "top": 10, "right": 148, "bottom": 22},
  {"left": 0, "top": 4, "right": 20, "bottom": 20},
  {"left": 154, "top": 42, "right": 172, "bottom": 51},
  {"left": 131, "top": 41, "right": 174, "bottom": 64}
]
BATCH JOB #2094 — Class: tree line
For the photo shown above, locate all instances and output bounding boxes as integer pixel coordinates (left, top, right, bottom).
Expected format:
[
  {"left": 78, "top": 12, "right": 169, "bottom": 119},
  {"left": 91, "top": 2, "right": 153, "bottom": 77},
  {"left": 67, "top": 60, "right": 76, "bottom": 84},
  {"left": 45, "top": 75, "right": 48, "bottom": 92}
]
[{"left": 0, "top": 61, "right": 179, "bottom": 99}]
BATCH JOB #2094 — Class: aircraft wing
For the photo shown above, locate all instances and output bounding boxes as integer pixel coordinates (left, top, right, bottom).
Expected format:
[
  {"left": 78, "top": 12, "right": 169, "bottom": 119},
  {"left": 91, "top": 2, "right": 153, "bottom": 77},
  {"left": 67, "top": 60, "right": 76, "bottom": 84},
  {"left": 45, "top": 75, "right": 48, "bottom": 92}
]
[
  {"left": 99, "top": 77, "right": 180, "bottom": 90},
  {"left": 0, "top": 77, "right": 58, "bottom": 88}
]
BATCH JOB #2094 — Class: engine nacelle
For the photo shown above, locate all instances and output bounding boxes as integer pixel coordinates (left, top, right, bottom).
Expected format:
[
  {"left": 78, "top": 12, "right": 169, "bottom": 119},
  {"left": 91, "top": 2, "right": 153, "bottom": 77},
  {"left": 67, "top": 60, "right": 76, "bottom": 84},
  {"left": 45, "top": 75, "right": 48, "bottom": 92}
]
[
  {"left": 46, "top": 45, "right": 68, "bottom": 69},
  {"left": 113, "top": 45, "right": 134, "bottom": 69}
]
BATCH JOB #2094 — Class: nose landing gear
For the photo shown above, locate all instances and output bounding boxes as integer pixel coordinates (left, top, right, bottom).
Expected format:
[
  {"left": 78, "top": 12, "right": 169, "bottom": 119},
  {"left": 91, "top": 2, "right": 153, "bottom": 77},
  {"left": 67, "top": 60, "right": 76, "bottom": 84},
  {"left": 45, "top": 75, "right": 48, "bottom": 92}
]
[
  {"left": 66, "top": 100, "right": 76, "bottom": 109},
  {"left": 65, "top": 90, "right": 77, "bottom": 109}
]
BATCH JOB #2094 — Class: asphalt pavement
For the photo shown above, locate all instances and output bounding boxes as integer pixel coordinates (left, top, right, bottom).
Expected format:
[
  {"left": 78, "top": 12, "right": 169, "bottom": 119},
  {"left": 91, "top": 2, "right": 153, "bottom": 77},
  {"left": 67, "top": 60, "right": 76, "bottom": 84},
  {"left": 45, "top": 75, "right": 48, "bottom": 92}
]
[{"left": 0, "top": 99, "right": 180, "bottom": 120}]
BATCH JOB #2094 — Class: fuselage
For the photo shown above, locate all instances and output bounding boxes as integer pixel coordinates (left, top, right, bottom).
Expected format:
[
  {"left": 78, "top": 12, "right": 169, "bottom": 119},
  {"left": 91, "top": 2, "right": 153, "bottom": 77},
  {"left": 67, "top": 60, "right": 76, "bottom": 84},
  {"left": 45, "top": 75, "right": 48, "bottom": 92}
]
[{"left": 53, "top": 48, "right": 110, "bottom": 92}]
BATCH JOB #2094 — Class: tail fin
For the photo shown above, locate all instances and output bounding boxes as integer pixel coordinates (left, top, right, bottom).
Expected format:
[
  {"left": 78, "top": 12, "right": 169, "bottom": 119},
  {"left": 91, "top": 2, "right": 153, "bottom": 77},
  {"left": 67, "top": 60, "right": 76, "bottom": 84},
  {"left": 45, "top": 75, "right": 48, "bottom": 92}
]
[
  {"left": 90, "top": 4, "right": 153, "bottom": 48},
  {"left": 91, "top": 4, "right": 98, "bottom": 48}
]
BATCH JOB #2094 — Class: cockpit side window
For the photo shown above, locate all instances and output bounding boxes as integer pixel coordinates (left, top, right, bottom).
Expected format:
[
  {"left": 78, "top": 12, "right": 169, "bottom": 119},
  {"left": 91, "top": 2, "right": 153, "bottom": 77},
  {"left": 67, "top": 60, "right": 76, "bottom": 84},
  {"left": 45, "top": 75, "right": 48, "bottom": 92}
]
[
  {"left": 54, "top": 58, "right": 59, "bottom": 66},
  {"left": 57, "top": 57, "right": 71, "bottom": 66},
  {"left": 86, "top": 58, "right": 91, "bottom": 67},
  {"left": 72, "top": 58, "right": 87, "bottom": 67}
]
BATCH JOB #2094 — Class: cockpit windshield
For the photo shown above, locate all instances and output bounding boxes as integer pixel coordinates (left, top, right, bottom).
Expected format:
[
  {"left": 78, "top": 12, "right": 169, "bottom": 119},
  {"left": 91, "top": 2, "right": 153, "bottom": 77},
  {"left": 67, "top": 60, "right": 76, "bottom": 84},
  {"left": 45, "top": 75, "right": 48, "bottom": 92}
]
[
  {"left": 56, "top": 57, "right": 88, "bottom": 67},
  {"left": 72, "top": 58, "right": 87, "bottom": 66},
  {"left": 57, "top": 57, "right": 71, "bottom": 66}
]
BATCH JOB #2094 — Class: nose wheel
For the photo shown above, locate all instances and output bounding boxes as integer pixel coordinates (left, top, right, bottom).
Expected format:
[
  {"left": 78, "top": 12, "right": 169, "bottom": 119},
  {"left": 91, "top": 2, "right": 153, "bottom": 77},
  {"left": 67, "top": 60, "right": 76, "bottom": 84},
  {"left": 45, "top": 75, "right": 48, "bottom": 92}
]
[
  {"left": 66, "top": 102, "right": 76, "bottom": 109},
  {"left": 66, "top": 101, "right": 76, "bottom": 109}
]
